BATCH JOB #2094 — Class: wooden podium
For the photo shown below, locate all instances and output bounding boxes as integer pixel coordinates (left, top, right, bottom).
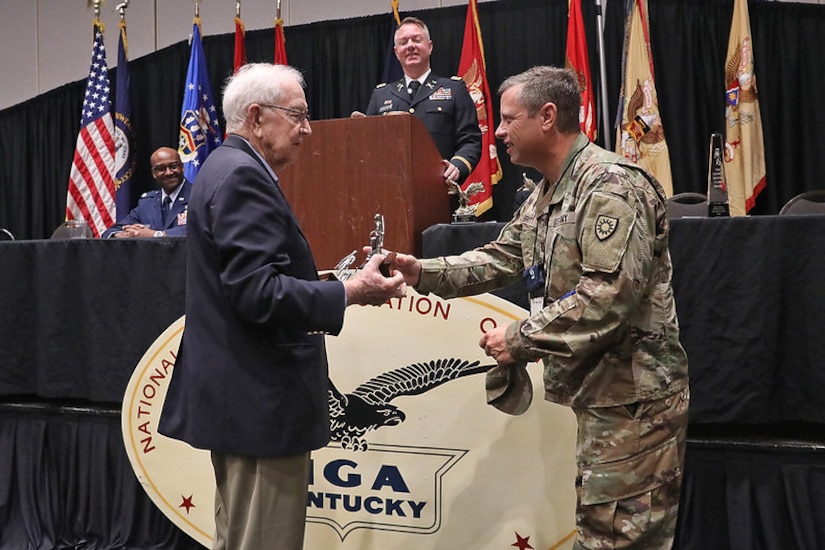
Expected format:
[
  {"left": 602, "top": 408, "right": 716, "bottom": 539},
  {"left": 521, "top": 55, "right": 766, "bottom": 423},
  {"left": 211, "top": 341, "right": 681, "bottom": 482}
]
[{"left": 278, "top": 114, "right": 449, "bottom": 270}]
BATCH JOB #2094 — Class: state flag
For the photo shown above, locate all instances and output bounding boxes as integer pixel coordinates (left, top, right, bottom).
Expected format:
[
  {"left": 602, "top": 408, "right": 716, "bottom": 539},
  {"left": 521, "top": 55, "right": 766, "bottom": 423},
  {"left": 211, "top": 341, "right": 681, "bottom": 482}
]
[{"left": 114, "top": 19, "right": 135, "bottom": 218}]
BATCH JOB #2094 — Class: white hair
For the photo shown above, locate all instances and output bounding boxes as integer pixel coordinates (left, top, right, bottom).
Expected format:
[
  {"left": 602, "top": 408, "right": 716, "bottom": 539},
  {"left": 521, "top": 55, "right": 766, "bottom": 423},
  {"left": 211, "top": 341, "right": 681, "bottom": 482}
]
[{"left": 222, "top": 63, "right": 305, "bottom": 133}]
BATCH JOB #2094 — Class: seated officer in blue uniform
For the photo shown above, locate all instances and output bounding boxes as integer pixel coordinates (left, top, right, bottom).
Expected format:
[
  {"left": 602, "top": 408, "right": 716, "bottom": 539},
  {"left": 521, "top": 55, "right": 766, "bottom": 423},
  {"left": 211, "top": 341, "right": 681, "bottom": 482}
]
[
  {"left": 102, "top": 147, "right": 191, "bottom": 238},
  {"left": 355, "top": 16, "right": 481, "bottom": 187}
]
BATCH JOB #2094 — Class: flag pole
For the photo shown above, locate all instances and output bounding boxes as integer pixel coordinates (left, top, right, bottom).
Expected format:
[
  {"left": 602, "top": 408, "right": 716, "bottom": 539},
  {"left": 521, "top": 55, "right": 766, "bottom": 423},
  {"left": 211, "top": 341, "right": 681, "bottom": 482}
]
[
  {"left": 116, "top": 0, "right": 129, "bottom": 20},
  {"left": 236, "top": 0, "right": 241, "bottom": 18},
  {"left": 594, "top": 0, "right": 611, "bottom": 150},
  {"left": 116, "top": 0, "right": 129, "bottom": 41},
  {"left": 276, "top": 0, "right": 281, "bottom": 20}
]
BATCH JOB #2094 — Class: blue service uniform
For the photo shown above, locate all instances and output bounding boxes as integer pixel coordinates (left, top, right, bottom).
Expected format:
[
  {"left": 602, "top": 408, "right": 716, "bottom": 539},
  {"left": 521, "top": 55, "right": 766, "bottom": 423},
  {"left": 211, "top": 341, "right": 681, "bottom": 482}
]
[
  {"left": 102, "top": 180, "right": 192, "bottom": 238},
  {"left": 366, "top": 74, "right": 482, "bottom": 184}
]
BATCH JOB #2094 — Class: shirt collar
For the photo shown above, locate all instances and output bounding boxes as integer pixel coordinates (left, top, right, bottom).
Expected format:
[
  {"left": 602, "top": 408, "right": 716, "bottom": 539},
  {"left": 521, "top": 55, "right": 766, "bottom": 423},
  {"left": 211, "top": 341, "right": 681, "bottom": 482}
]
[
  {"left": 405, "top": 69, "right": 431, "bottom": 87},
  {"left": 162, "top": 181, "right": 184, "bottom": 204}
]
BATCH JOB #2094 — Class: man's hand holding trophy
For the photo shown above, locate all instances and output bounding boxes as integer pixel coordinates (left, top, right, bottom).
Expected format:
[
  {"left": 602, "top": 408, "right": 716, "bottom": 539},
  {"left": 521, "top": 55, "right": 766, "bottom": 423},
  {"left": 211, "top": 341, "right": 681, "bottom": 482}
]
[{"left": 333, "top": 213, "right": 407, "bottom": 306}]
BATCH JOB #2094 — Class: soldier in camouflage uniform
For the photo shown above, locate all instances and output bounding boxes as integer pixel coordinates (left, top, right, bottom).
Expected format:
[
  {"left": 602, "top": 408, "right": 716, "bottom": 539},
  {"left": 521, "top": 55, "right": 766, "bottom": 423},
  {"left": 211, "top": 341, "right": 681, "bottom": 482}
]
[{"left": 392, "top": 66, "right": 689, "bottom": 549}]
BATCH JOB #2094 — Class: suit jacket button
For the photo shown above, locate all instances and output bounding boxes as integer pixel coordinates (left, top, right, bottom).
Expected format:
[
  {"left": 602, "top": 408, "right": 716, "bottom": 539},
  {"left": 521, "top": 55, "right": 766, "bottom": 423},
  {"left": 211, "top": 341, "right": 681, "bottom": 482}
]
[{"left": 409, "top": 108, "right": 415, "bottom": 114}]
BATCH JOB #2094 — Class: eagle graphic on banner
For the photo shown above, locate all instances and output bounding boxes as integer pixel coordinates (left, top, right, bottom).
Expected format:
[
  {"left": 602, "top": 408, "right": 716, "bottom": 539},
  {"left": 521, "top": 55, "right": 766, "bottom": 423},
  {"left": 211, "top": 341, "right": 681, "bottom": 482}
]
[{"left": 329, "top": 358, "right": 491, "bottom": 451}]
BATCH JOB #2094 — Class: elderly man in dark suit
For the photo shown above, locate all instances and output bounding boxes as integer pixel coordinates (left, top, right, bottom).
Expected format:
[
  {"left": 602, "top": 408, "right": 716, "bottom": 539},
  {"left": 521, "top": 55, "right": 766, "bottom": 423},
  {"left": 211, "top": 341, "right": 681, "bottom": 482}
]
[
  {"left": 357, "top": 16, "right": 481, "bottom": 188},
  {"left": 158, "top": 63, "right": 406, "bottom": 550},
  {"left": 102, "top": 147, "right": 191, "bottom": 238}
]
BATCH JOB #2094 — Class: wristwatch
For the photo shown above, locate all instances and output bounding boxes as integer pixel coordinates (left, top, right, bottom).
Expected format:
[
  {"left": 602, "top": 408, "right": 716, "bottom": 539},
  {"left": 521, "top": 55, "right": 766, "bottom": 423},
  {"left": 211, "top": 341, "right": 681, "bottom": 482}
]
[{"left": 153, "top": 230, "right": 164, "bottom": 238}]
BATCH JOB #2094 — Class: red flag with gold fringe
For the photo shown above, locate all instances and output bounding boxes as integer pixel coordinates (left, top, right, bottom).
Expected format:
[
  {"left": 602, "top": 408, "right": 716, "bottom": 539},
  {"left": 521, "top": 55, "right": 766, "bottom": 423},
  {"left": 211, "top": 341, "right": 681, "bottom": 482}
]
[
  {"left": 234, "top": 16, "right": 246, "bottom": 73},
  {"left": 565, "top": 0, "right": 596, "bottom": 141},
  {"left": 275, "top": 18, "right": 288, "bottom": 65},
  {"left": 458, "top": 0, "right": 501, "bottom": 217}
]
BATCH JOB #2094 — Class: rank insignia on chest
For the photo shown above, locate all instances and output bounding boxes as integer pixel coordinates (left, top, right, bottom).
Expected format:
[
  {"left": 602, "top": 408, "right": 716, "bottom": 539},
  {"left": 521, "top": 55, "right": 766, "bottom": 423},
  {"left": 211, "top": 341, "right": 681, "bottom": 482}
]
[
  {"left": 595, "top": 215, "right": 618, "bottom": 240},
  {"left": 429, "top": 87, "right": 453, "bottom": 100}
]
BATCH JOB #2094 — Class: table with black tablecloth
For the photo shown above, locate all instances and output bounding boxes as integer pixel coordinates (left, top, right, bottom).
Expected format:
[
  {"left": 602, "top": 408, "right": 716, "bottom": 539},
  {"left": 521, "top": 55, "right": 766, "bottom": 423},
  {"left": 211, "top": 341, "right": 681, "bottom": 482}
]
[
  {"left": 422, "top": 215, "right": 825, "bottom": 426},
  {"left": 3, "top": 217, "right": 825, "bottom": 549},
  {"left": 0, "top": 238, "right": 186, "bottom": 403},
  {"left": 3, "top": 218, "right": 825, "bottom": 423}
]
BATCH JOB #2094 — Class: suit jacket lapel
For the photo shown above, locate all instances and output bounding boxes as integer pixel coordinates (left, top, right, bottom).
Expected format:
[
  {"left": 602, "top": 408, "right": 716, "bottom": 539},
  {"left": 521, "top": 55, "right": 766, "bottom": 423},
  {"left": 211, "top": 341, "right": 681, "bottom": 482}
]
[{"left": 390, "top": 78, "right": 410, "bottom": 106}]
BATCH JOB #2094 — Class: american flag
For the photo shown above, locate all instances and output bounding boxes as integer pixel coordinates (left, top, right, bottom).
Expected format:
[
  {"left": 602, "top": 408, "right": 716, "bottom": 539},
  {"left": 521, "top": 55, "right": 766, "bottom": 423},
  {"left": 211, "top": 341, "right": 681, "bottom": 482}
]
[{"left": 66, "top": 23, "right": 116, "bottom": 238}]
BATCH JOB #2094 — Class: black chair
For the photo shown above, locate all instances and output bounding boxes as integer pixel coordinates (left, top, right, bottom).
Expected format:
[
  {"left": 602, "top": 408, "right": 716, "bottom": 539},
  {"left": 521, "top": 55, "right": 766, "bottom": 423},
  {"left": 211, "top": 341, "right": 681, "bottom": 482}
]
[
  {"left": 0, "top": 228, "right": 13, "bottom": 241},
  {"left": 779, "top": 190, "right": 825, "bottom": 215},
  {"left": 666, "top": 192, "right": 708, "bottom": 219}
]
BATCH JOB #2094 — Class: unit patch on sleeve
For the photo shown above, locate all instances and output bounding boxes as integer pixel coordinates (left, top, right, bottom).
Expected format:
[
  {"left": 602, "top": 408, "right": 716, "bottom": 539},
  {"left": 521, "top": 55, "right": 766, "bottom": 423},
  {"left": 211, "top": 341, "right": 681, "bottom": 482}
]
[
  {"left": 594, "top": 215, "right": 618, "bottom": 240},
  {"left": 581, "top": 192, "right": 635, "bottom": 273}
]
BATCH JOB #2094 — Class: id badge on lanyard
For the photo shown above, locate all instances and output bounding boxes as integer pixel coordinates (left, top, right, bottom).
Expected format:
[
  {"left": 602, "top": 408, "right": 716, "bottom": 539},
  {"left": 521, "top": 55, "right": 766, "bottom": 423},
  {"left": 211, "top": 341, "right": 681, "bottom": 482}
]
[{"left": 523, "top": 264, "right": 545, "bottom": 317}]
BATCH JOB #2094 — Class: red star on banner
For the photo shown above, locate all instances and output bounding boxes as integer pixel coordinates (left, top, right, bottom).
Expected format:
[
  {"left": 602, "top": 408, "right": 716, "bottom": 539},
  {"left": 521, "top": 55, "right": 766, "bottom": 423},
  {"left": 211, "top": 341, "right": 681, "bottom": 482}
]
[
  {"left": 179, "top": 494, "right": 196, "bottom": 514},
  {"left": 511, "top": 532, "right": 534, "bottom": 550}
]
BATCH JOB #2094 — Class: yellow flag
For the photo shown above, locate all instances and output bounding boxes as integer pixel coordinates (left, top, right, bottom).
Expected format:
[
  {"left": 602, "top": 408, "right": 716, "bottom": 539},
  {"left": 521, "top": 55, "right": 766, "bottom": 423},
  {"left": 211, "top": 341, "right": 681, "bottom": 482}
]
[
  {"left": 724, "top": 0, "right": 766, "bottom": 216},
  {"left": 615, "top": 0, "right": 673, "bottom": 196}
]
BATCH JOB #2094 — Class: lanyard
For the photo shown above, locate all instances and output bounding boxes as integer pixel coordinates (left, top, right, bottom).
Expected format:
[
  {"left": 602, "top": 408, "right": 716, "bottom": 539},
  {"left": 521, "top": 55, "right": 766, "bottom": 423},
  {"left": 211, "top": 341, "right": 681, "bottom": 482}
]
[{"left": 531, "top": 139, "right": 589, "bottom": 270}]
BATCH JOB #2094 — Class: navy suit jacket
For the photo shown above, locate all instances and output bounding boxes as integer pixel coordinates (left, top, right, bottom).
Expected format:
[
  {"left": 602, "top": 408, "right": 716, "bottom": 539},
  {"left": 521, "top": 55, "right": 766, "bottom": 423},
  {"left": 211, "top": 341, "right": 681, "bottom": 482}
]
[
  {"left": 102, "top": 180, "right": 192, "bottom": 237},
  {"left": 158, "top": 135, "right": 347, "bottom": 457},
  {"left": 366, "top": 73, "right": 482, "bottom": 183}
]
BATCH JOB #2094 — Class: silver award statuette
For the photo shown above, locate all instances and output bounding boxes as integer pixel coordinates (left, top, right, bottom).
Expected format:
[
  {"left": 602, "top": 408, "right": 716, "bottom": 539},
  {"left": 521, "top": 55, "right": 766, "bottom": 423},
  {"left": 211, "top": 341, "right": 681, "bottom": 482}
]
[
  {"left": 368, "top": 213, "right": 385, "bottom": 257},
  {"left": 365, "top": 213, "right": 394, "bottom": 276},
  {"left": 334, "top": 249, "right": 358, "bottom": 281},
  {"left": 333, "top": 214, "right": 389, "bottom": 280}
]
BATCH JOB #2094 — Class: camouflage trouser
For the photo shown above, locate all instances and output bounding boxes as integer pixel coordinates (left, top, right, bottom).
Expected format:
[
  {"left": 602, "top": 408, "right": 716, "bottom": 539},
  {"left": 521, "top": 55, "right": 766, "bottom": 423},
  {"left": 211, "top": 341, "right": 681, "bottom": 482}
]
[{"left": 571, "top": 387, "right": 689, "bottom": 550}]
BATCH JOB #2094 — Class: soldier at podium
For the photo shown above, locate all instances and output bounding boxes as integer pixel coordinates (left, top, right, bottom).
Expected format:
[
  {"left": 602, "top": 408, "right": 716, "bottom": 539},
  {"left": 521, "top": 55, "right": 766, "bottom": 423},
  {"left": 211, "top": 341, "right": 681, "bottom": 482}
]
[{"left": 354, "top": 17, "right": 481, "bottom": 188}]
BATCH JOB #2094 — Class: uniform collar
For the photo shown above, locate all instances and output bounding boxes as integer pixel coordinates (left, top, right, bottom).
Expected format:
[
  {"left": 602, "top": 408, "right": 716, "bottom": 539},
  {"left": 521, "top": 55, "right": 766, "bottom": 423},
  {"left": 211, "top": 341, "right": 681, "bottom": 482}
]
[{"left": 536, "top": 133, "right": 590, "bottom": 212}]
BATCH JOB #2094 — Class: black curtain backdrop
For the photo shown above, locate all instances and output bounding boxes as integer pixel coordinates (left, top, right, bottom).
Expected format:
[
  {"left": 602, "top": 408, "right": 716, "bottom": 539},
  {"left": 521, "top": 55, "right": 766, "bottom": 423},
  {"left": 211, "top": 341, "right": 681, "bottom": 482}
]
[
  {"left": 0, "top": 407, "right": 201, "bottom": 550},
  {"left": 1, "top": 0, "right": 825, "bottom": 240}
]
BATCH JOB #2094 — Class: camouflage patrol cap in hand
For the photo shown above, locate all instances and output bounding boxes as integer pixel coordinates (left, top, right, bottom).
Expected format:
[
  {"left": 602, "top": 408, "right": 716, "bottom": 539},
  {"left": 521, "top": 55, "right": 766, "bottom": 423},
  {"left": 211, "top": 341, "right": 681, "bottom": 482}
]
[{"left": 485, "top": 362, "right": 532, "bottom": 416}]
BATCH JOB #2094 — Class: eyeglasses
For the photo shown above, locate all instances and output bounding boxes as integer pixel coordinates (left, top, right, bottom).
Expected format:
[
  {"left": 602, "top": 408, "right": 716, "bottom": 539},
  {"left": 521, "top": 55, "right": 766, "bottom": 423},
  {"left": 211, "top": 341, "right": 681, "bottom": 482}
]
[
  {"left": 151, "top": 162, "right": 183, "bottom": 174},
  {"left": 259, "top": 104, "right": 311, "bottom": 124}
]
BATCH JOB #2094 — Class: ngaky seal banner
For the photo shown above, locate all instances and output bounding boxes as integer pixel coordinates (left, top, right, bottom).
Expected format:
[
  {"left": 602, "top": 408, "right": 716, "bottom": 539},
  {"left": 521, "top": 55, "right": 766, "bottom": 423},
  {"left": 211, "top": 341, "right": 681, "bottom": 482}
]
[{"left": 122, "top": 291, "right": 577, "bottom": 548}]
